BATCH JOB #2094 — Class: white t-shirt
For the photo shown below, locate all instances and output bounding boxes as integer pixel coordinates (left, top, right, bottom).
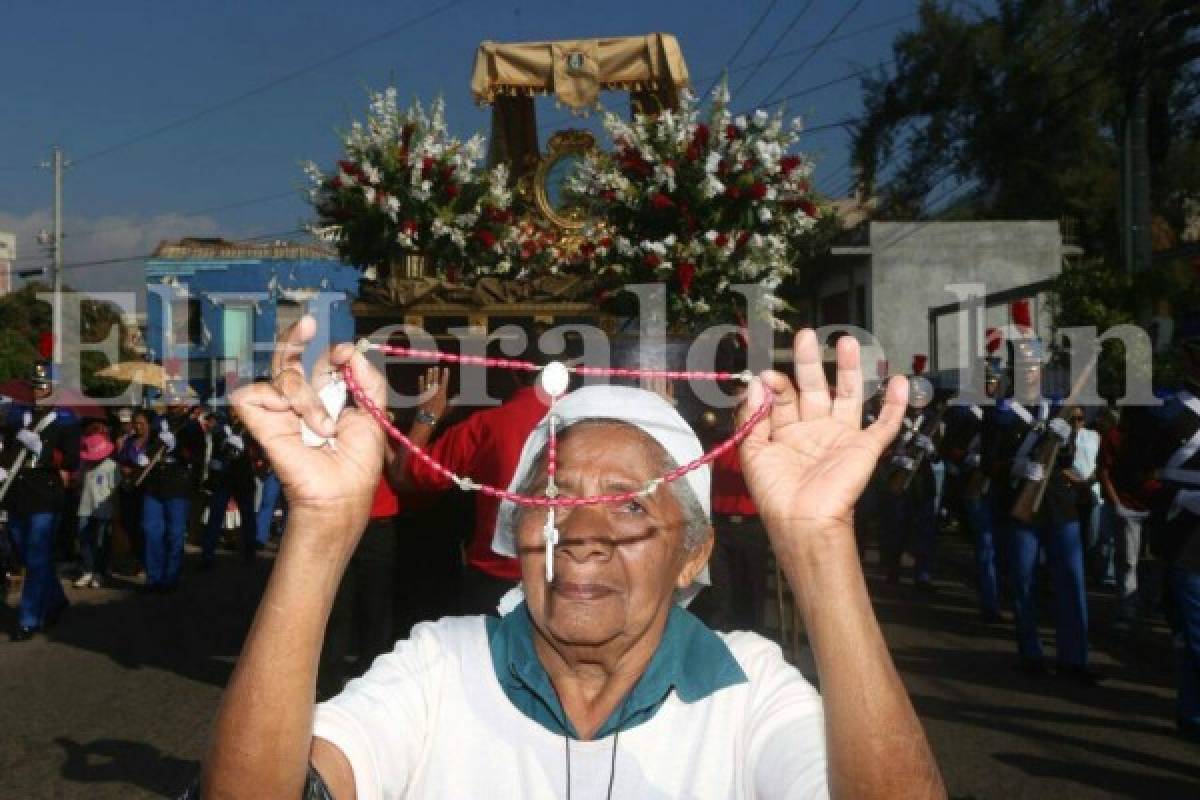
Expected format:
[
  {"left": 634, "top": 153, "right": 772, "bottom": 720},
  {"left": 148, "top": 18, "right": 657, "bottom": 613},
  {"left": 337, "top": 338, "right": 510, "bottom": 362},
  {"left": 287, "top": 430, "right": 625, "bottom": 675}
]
[
  {"left": 77, "top": 458, "right": 118, "bottom": 520},
  {"left": 1071, "top": 428, "right": 1102, "bottom": 502},
  {"left": 314, "top": 616, "right": 828, "bottom": 799}
]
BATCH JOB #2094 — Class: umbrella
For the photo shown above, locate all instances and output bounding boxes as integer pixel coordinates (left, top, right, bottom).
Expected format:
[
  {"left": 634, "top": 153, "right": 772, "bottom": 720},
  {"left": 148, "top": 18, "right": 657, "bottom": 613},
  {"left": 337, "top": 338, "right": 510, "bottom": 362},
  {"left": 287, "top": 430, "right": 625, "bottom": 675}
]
[
  {"left": 95, "top": 361, "right": 170, "bottom": 389},
  {"left": 0, "top": 379, "right": 108, "bottom": 421}
]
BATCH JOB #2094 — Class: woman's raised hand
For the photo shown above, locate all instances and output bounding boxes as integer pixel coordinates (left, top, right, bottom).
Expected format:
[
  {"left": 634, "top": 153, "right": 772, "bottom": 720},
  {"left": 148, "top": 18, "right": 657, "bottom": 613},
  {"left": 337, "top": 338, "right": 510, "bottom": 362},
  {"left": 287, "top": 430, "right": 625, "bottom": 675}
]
[
  {"left": 738, "top": 329, "right": 907, "bottom": 549},
  {"left": 231, "top": 316, "right": 387, "bottom": 537}
]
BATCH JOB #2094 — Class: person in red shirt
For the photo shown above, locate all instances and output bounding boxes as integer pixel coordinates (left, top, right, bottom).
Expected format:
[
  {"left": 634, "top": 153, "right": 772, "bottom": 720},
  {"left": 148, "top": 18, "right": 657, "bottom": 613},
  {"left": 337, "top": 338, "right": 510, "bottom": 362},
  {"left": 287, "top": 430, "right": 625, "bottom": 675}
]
[
  {"left": 317, "top": 477, "right": 400, "bottom": 699},
  {"left": 696, "top": 389, "right": 770, "bottom": 634},
  {"left": 389, "top": 360, "right": 550, "bottom": 615},
  {"left": 1101, "top": 411, "right": 1151, "bottom": 623}
]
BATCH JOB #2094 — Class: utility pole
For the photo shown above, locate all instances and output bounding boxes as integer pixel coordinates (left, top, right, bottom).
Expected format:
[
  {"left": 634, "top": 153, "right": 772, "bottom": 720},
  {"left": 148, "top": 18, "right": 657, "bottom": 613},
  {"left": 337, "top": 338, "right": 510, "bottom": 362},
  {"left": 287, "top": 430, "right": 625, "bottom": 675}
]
[{"left": 38, "top": 146, "right": 69, "bottom": 367}]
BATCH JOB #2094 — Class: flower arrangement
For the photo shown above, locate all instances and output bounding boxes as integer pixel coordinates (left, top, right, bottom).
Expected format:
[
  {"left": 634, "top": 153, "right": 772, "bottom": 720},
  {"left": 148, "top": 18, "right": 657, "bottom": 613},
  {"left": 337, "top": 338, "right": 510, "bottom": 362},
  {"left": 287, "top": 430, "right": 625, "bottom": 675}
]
[
  {"left": 305, "top": 88, "right": 517, "bottom": 281},
  {"left": 569, "top": 82, "right": 821, "bottom": 329}
]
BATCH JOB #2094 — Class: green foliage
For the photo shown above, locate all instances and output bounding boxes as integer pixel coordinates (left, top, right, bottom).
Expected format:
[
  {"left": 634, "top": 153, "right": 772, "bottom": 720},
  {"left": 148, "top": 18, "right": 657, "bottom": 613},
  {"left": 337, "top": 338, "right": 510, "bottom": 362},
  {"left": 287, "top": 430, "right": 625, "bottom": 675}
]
[
  {"left": 853, "top": 0, "right": 1198, "bottom": 258},
  {"left": 0, "top": 283, "right": 136, "bottom": 396},
  {"left": 1052, "top": 258, "right": 1200, "bottom": 397}
]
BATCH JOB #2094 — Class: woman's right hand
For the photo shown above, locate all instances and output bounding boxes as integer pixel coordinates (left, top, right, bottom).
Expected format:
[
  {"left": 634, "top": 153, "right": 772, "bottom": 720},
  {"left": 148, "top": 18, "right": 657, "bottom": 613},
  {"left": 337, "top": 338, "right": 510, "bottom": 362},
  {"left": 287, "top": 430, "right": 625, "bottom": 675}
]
[{"left": 231, "top": 317, "right": 387, "bottom": 544}]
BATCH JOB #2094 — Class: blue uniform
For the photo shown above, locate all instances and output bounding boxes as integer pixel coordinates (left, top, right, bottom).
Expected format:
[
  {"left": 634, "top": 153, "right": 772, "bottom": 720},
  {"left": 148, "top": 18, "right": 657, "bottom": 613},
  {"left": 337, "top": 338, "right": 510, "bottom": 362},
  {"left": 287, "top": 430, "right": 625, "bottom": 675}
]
[
  {"left": 3, "top": 405, "right": 79, "bottom": 632},
  {"left": 1132, "top": 389, "right": 1200, "bottom": 734},
  {"left": 991, "top": 398, "right": 1089, "bottom": 668}
]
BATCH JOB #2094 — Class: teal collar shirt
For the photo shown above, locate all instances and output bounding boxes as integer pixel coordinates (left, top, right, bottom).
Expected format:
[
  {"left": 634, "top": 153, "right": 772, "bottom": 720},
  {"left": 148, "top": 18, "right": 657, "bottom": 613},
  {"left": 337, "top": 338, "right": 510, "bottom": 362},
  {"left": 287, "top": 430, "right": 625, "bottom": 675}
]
[{"left": 487, "top": 601, "right": 747, "bottom": 740}]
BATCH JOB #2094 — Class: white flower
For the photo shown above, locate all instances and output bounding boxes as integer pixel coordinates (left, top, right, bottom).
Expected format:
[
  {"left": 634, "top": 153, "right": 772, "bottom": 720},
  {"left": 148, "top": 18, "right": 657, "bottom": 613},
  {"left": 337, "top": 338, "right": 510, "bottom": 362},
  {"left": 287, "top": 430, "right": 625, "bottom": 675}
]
[
  {"left": 704, "top": 230, "right": 719, "bottom": 243},
  {"left": 765, "top": 186, "right": 777, "bottom": 201},
  {"left": 758, "top": 207, "right": 772, "bottom": 224},
  {"left": 704, "top": 151, "right": 721, "bottom": 175},
  {"left": 735, "top": 115, "right": 748, "bottom": 131},
  {"left": 362, "top": 186, "right": 376, "bottom": 205},
  {"left": 662, "top": 233, "right": 677, "bottom": 248},
  {"left": 361, "top": 162, "right": 382, "bottom": 185},
  {"left": 642, "top": 240, "right": 668, "bottom": 256},
  {"left": 702, "top": 174, "right": 725, "bottom": 199},
  {"left": 753, "top": 110, "right": 769, "bottom": 126}
]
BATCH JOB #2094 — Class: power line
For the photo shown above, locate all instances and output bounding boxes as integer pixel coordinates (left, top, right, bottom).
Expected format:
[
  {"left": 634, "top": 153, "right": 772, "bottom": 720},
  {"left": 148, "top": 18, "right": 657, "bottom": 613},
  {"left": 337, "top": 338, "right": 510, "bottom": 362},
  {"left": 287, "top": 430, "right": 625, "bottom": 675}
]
[
  {"left": 719, "top": 10, "right": 917, "bottom": 85},
  {"left": 70, "top": 0, "right": 469, "bottom": 168},
  {"left": 10, "top": 190, "right": 301, "bottom": 265},
  {"left": 758, "top": 0, "right": 868, "bottom": 108},
  {"left": 700, "top": 0, "right": 780, "bottom": 99},
  {"left": 731, "top": 0, "right": 817, "bottom": 98}
]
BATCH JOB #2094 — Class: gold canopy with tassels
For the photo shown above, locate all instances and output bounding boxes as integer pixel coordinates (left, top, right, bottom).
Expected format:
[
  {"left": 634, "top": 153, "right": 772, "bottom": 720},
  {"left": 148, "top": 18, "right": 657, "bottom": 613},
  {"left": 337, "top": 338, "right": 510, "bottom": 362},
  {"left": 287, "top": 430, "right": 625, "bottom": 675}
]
[{"left": 471, "top": 33, "right": 690, "bottom": 182}]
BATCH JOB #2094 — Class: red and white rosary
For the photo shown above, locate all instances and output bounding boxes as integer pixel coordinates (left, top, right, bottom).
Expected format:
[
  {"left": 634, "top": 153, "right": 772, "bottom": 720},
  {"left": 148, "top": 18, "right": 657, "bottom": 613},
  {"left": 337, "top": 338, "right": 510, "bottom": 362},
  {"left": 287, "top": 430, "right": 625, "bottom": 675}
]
[{"left": 311, "top": 341, "right": 773, "bottom": 582}]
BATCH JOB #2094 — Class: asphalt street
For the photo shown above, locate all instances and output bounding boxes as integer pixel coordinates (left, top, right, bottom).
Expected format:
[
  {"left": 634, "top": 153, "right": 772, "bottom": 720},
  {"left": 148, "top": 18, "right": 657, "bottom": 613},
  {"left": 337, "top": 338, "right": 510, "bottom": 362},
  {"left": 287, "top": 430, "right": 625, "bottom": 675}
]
[{"left": 2, "top": 533, "right": 1198, "bottom": 799}]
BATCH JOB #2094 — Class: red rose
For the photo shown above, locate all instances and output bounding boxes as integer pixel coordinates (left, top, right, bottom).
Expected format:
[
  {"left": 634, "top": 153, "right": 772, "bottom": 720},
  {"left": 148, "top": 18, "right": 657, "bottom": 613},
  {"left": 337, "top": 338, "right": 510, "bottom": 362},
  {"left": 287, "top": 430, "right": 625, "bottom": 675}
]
[
  {"left": 644, "top": 253, "right": 662, "bottom": 268},
  {"left": 600, "top": 189, "right": 617, "bottom": 202},
  {"left": 736, "top": 231, "right": 751, "bottom": 249},
  {"left": 338, "top": 160, "right": 360, "bottom": 176},
  {"left": 693, "top": 124, "right": 710, "bottom": 149},
  {"left": 677, "top": 262, "right": 696, "bottom": 296},
  {"left": 401, "top": 219, "right": 418, "bottom": 235},
  {"left": 725, "top": 185, "right": 741, "bottom": 199},
  {"left": 685, "top": 145, "right": 701, "bottom": 162},
  {"left": 714, "top": 232, "right": 729, "bottom": 248},
  {"left": 650, "top": 193, "right": 675, "bottom": 210},
  {"left": 725, "top": 124, "right": 739, "bottom": 141},
  {"left": 717, "top": 159, "right": 729, "bottom": 176},
  {"left": 421, "top": 157, "right": 435, "bottom": 177},
  {"left": 599, "top": 236, "right": 613, "bottom": 249},
  {"left": 445, "top": 183, "right": 460, "bottom": 199},
  {"left": 330, "top": 176, "right": 343, "bottom": 190},
  {"left": 780, "top": 155, "right": 801, "bottom": 175},
  {"left": 476, "top": 229, "right": 497, "bottom": 249},
  {"left": 799, "top": 200, "right": 818, "bottom": 217},
  {"left": 748, "top": 182, "right": 767, "bottom": 200}
]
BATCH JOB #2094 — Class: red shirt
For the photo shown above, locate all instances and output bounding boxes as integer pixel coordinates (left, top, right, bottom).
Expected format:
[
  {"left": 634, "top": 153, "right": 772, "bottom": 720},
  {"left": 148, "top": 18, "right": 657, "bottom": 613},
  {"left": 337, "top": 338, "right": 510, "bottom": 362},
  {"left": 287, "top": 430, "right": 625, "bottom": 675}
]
[
  {"left": 369, "top": 477, "right": 400, "bottom": 519},
  {"left": 406, "top": 385, "right": 548, "bottom": 579},
  {"left": 711, "top": 445, "right": 757, "bottom": 517}
]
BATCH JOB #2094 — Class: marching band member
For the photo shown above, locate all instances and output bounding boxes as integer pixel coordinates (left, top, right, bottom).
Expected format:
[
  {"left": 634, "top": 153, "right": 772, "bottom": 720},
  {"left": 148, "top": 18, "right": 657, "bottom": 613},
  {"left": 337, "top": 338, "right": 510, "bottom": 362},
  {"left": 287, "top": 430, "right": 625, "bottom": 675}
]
[
  {"left": 5, "top": 362, "right": 80, "bottom": 641},
  {"left": 993, "top": 340, "right": 1093, "bottom": 682}
]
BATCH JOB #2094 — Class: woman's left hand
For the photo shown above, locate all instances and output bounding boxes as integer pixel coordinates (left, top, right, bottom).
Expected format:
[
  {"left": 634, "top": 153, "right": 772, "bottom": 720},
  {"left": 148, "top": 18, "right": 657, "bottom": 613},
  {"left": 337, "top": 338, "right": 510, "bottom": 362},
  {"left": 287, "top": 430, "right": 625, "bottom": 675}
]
[{"left": 738, "top": 330, "right": 908, "bottom": 548}]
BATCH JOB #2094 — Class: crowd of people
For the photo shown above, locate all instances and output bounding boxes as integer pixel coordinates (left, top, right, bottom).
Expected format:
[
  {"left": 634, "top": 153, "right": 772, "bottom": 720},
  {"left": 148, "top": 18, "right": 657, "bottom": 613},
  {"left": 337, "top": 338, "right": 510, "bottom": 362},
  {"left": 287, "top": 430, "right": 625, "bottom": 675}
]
[
  {"left": 4, "top": 311, "right": 1198, "bottom": 795},
  {"left": 854, "top": 315, "right": 1200, "bottom": 743},
  {"left": 1, "top": 370, "right": 287, "bottom": 641}
]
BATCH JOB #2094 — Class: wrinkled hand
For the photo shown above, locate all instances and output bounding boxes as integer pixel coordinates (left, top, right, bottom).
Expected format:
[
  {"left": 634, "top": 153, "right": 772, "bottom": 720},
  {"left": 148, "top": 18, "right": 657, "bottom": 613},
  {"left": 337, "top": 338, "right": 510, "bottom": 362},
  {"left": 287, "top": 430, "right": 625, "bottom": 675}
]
[
  {"left": 738, "top": 330, "right": 908, "bottom": 542},
  {"left": 416, "top": 366, "right": 450, "bottom": 422},
  {"left": 231, "top": 316, "right": 387, "bottom": 534}
]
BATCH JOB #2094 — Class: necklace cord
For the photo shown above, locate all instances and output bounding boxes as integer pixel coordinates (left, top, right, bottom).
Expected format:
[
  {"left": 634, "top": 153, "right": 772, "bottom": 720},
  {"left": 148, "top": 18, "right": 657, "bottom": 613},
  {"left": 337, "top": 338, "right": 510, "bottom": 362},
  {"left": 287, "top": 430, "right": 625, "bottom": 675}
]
[{"left": 339, "top": 350, "right": 772, "bottom": 509}]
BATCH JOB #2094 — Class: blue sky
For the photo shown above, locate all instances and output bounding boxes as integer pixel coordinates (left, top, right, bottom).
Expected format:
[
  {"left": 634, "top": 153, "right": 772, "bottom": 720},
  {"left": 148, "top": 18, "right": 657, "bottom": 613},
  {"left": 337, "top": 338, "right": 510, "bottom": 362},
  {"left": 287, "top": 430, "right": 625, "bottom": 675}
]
[{"left": 0, "top": 0, "right": 924, "bottom": 297}]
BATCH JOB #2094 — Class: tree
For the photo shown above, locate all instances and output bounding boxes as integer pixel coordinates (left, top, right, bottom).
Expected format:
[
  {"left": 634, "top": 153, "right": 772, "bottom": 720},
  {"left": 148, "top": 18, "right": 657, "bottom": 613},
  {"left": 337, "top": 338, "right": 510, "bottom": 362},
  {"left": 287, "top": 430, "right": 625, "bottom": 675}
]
[
  {"left": 851, "top": 0, "right": 1199, "bottom": 258},
  {"left": 0, "top": 284, "right": 137, "bottom": 397}
]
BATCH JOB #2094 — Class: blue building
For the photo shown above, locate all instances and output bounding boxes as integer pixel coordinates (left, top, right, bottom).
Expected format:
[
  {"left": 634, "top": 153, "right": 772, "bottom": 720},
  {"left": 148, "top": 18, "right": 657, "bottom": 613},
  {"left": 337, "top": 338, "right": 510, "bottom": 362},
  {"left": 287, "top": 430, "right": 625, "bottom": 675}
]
[{"left": 145, "top": 238, "right": 362, "bottom": 399}]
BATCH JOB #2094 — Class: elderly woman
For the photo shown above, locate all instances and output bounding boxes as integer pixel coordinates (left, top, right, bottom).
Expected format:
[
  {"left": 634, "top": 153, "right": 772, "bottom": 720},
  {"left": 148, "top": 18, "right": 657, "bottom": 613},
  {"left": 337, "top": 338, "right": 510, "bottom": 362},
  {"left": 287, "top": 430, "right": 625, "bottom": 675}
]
[{"left": 200, "top": 319, "right": 944, "bottom": 799}]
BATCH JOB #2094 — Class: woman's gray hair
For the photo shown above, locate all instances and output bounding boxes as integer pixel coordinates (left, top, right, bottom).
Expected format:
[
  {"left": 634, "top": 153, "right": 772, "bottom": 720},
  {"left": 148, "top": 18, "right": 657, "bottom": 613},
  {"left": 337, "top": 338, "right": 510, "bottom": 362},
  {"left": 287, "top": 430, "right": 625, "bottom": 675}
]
[{"left": 516, "top": 418, "right": 712, "bottom": 551}]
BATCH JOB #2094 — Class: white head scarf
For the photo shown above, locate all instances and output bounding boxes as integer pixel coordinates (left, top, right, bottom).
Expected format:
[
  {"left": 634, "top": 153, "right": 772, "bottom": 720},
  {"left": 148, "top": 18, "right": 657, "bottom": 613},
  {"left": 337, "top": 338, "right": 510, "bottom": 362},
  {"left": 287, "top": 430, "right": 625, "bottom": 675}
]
[{"left": 491, "top": 385, "right": 711, "bottom": 610}]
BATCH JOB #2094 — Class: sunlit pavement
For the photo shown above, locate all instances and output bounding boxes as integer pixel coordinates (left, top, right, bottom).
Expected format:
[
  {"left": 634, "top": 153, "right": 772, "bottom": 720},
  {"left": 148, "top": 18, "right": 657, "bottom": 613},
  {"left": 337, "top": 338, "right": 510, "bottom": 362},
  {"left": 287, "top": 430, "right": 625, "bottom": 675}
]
[{"left": 2, "top": 535, "right": 1197, "bottom": 799}]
